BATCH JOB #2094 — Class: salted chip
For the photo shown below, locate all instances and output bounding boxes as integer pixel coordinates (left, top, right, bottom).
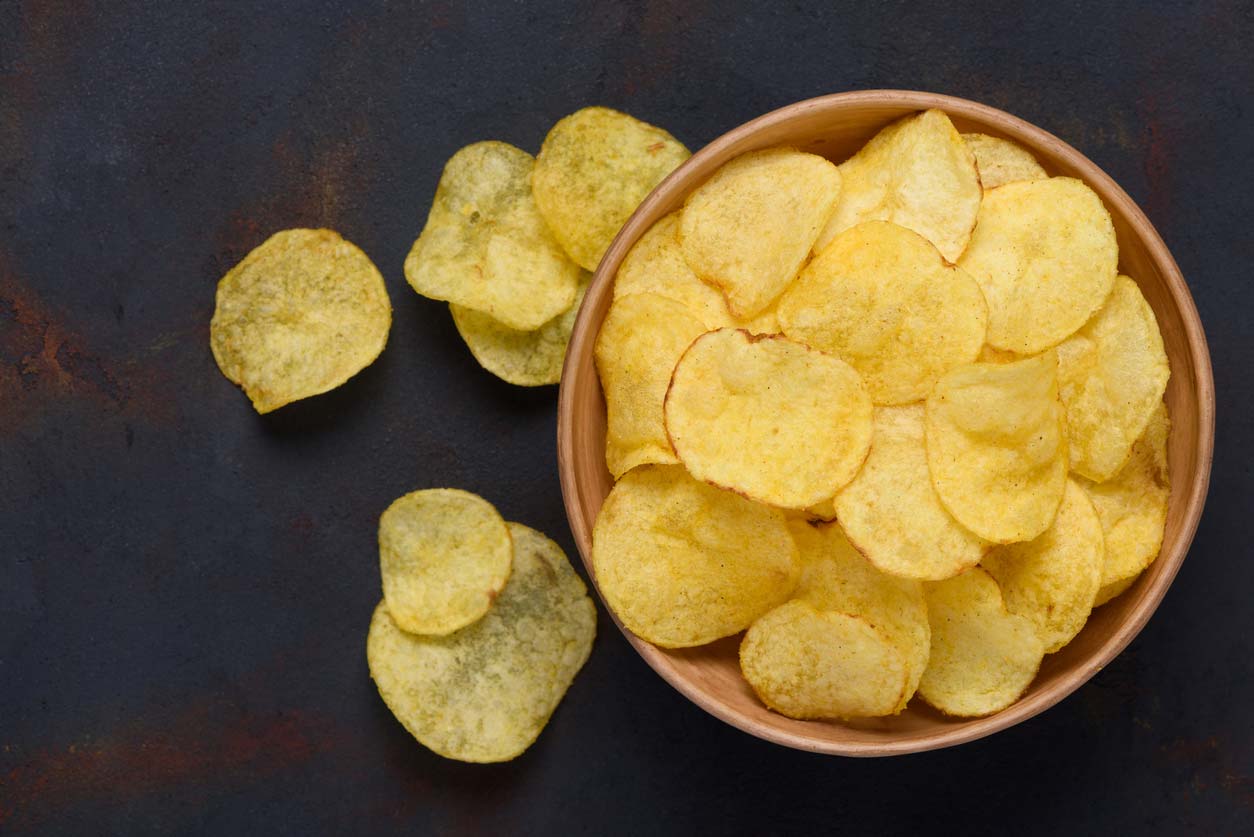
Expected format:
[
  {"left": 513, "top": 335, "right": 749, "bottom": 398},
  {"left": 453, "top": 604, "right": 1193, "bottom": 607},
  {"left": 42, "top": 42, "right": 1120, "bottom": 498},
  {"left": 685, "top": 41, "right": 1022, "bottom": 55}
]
[
  {"left": 614, "top": 212, "right": 733, "bottom": 328},
  {"left": 982, "top": 480, "right": 1105, "bottom": 652},
  {"left": 962, "top": 133, "right": 1047, "bottom": 190},
  {"left": 591, "top": 466, "right": 799, "bottom": 647},
  {"left": 958, "top": 177, "right": 1118, "bottom": 354},
  {"left": 595, "top": 293, "right": 710, "bottom": 478},
  {"left": 679, "top": 148, "right": 841, "bottom": 317},
  {"left": 367, "top": 523, "right": 596, "bottom": 763},
  {"left": 925, "top": 354, "right": 1068, "bottom": 543},
  {"left": 918, "top": 568, "right": 1045, "bottom": 717},
  {"left": 210, "top": 228, "right": 392, "bottom": 414},
  {"left": 816, "top": 109, "right": 981, "bottom": 262},
  {"left": 378, "top": 489, "right": 512, "bottom": 636},
  {"left": 835, "top": 406, "right": 987, "bottom": 581},
  {"left": 778, "top": 221, "right": 988, "bottom": 404},
  {"left": 404, "top": 141, "right": 580, "bottom": 330},
  {"left": 533, "top": 107, "right": 689, "bottom": 271},
  {"left": 665, "top": 329, "right": 873, "bottom": 508},
  {"left": 1057, "top": 275, "right": 1170, "bottom": 481}
]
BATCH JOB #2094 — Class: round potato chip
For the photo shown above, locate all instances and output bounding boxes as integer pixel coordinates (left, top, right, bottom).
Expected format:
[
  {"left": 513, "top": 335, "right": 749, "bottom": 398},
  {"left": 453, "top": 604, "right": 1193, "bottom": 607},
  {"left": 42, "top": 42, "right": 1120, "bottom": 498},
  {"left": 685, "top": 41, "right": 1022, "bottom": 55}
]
[
  {"left": 614, "top": 211, "right": 733, "bottom": 328},
  {"left": 378, "top": 489, "right": 513, "bottom": 636},
  {"left": 958, "top": 177, "right": 1117, "bottom": 354},
  {"left": 210, "top": 228, "right": 392, "bottom": 414},
  {"left": 404, "top": 141, "right": 580, "bottom": 330},
  {"left": 591, "top": 466, "right": 799, "bottom": 648},
  {"left": 533, "top": 107, "right": 689, "bottom": 271},
  {"left": 1057, "top": 275, "right": 1170, "bottom": 481},
  {"left": 918, "top": 568, "right": 1045, "bottom": 717},
  {"left": 925, "top": 354, "right": 1068, "bottom": 543},
  {"left": 835, "top": 405, "right": 988, "bottom": 580},
  {"left": 982, "top": 480, "right": 1105, "bottom": 653},
  {"left": 679, "top": 148, "right": 842, "bottom": 318},
  {"left": 367, "top": 522, "right": 596, "bottom": 763},
  {"left": 778, "top": 221, "right": 988, "bottom": 404},
  {"left": 816, "top": 109, "right": 981, "bottom": 263},
  {"left": 962, "top": 133, "right": 1047, "bottom": 190},
  {"left": 665, "top": 329, "right": 873, "bottom": 509}
]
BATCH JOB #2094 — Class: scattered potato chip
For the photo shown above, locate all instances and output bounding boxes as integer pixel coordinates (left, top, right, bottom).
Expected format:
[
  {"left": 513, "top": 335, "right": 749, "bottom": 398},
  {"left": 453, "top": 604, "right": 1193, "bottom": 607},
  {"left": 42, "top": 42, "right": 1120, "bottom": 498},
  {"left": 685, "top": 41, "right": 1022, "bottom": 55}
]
[
  {"left": 614, "top": 212, "right": 733, "bottom": 328},
  {"left": 367, "top": 522, "right": 596, "bottom": 762},
  {"left": 665, "top": 329, "right": 873, "bottom": 508},
  {"left": 679, "top": 148, "right": 842, "bottom": 318},
  {"left": 378, "top": 489, "right": 513, "bottom": 636},
  {"left": 982, "top": 480, "right": 1105, "bottom": 652},
  {"left": 1057, "top": 275, "right": 1170, "bottom": 481},
  {"left": 962, "top": 133, "right": 1047, "bottom": 190},
  {"left": 778, "top": 221, "right": 988, "bottom": 404},
  {"left": 816, "top": 109, "right": 981, "bottom": 262},
  {"left": 533, "top": 107, "right": 689, "bottom": 271},
  {"left": 591, "top": 466, "right": 798, "bottom": 647},
  {"left": 210, "top": 228, "right": 392, "bottom": 414},
  {"left": 958, "top": 177, "right": 1117, "bottom": 354},
  {"left": 925, "top": 354, "right": 1068, "bottom": 543},
  {"left": 918, "top": 568, "right": 1045, "bottom": 717}
]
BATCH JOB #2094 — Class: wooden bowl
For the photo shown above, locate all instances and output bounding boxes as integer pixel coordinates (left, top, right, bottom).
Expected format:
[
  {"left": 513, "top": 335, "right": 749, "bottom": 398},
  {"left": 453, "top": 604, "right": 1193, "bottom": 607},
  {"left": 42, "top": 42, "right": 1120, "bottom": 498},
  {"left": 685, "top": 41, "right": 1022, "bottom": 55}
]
[{"left": 556, "top": 90, "right": 1214, "bottom": 756}]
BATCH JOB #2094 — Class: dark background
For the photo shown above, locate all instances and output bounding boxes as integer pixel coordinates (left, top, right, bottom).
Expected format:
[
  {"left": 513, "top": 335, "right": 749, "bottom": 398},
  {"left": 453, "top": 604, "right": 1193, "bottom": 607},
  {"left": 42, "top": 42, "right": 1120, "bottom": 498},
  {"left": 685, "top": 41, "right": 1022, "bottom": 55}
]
[{"left": 2, "top": 1, "right": 1252, "bottom": 833}]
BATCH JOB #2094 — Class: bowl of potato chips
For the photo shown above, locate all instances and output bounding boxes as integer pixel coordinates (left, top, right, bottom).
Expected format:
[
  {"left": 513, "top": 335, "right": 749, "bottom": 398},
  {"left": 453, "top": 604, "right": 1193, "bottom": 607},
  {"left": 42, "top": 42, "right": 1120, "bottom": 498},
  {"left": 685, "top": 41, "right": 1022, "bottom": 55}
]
[{"left": 557, "top": 90, "right": 1214, "bottom": 755}]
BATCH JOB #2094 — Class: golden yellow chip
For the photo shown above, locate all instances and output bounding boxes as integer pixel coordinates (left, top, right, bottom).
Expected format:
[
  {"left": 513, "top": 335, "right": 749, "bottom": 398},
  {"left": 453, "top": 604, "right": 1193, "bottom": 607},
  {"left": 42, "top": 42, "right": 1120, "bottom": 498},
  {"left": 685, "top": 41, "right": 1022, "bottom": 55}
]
[
  {"left": 1057, "top": 275, "right": 1170, "bottom": 481},
  {"left": 835, "top": 406, "right": 988, "bottom": 580},
  {"left": 805, "top": 498, "right": 838, "bottom": 522},
  {"left": 210, "top": 228, "right": 392, "bottom": 414},
  {"left": 679, "top": 148, "right": 842, "bottom": 318},
  {"left": 778, "top": 221, "right": 988, "bottom": 404},
  {"left": 533, "top": 107, "right": 689, "bottom": 271},
  {"left": 918, "top": 568, "right": 1045, "bottom": 717},
  {"left": 1094, "top": 574, "right": 1138, "bottom": 607},
  {"left": 958, "top": 177, "right": 1118, "bottom": 354},
  {"left": 378, "top": 489, "right": 512, "bottom": 636},
  {"left": 962, "top": 133, "right": 1048, "bottom": 190},
  {"left": 978, "top": 344, "right": 1021, "bottom": 364},
  {"left": 925, "top": 354, "right": 1068, "bottom": 543},
  {"left": 665, "top": 329, "right": 873, "bottom": 508},
  {"left": 591, "top": 466, "right": 799, "bottom": 647},
  {"left": 367, "top": 522, "right": 596, "bottom": 763},
  {"left": 614, "top": 211, "right": 733, "bottom": 328},
  {"left": 816, "top": 109, "right": 981, "bottom": 262},
  {"left": 404, "top": 141, "right": 580, "bottom": 331},
  {"left": 981, "top": 480, "right": 1105, "bottom": 652}
]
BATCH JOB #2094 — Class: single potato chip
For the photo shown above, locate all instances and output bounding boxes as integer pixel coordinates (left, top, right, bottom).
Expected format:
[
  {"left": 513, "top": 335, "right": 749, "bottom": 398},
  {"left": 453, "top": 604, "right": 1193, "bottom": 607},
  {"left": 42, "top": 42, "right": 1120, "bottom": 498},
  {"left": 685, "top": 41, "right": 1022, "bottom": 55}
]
[
  {"left": 591, "top": 466, "right": 799, "bottom": 647},
  {"left": 210, "top": 228, "right": 392, "bottom": 414},
  {"left": 378, "top": 489, "right": 513, "bottom": 636},
  {"left": 404, "top": 141, "right": 580, "bottom": 330},
  {"left": 614, "top": 212, "right": 733, "bottom": 328},
  {"left": 533, "top": 107, "right": 689, "bottom": 271},
  {"left": 925, "top": 354, "right": 1068, "bottom": 543},
  {"left": 679, "top": 148, "right": 842, "bottom": 318},
  {"left": 958, "top": 177, "right": 1117, "bottom": 354},
  {"left": 665, "top": 329, "right": 874, "bottom": 508},
  {"left": 816, "top": 109, "right": 981, "bottom": 262},
  {"left": 918, "top": 568, "right": 1045, "bottom": 717},
  {"left": 778, "top": 221, "right": 988, "bottom": 404},
  {"left": 367, "top": 522, "right": 596, "bottom": 762},
  {"left": 962, "top": 133, "right": 1048, "bottom": 190}
]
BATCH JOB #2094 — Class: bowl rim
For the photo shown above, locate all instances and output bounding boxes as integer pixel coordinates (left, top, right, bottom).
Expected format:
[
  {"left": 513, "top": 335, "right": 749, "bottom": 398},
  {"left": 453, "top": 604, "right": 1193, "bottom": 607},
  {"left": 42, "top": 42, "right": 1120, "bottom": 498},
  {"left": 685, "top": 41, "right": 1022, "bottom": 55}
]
[{"left": 557, "top": 89, "right": 1216, "bottom": 756}]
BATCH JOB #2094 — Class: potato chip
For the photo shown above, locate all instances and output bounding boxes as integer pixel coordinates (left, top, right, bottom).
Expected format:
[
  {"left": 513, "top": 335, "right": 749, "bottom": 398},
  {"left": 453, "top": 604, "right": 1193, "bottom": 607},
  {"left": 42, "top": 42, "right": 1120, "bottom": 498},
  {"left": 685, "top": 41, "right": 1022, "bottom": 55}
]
[
  {"left": 805, "top": 498, "right": 838, "bottom": 522},
  {"left": 614, "top": 212, "right": 733, "bottom": 328},
  {"left": 210, "top": 228, "right": 392, "bottom": 414},
  {"left": 595, "top": 293, "right": 710, "bottom": 478},
  {"left": 982, "top": 480, "right": 1104, "bottom": 652},
  {"left": 1094, "top": 574, "right": 1138, "bottom": 607},
  {"left": 835, "top": 406, "right": 988, "bottom": 580},
  {"left": 962, "top": 133, "right": 1047, "bottom": 190},
  {"left": 816, "top": 109, "right": 981, "bottom": 262},
  {"left": 404, "top": 141, "right": 580, "bottom": 330},
  {"left": 737, "top": 304, "right": 781, "bottom": 336},
  {"left": 533, "top": 107, "right": 689, "bottom": 270},
  {"left": 679, "top": 148, "right": 842, "bottom": 317},
  {"left": 367, "top": 523, "right": 596, "bottom": 762},
  {"left": 378, "top": 489, "right": 512, "bottom": 636},
  {"left": 978, "top": 344, "right": 1021, "bottom": 364},
  {"left": 591, "top": 466, "right": 798, "bottom": 647},
  {"left": 918, "top": 568, "right": 1045, "bottom": 717},
  {"left": 925, "top": 354, "right": 1068, "bottom": 543},
  {"left": 958, "top": 177, "right": 1118, "bottom": 354},
  {"left": 665, "top": 329, "right": 873, "bottom": 508},
  {"left": 1057, "top": 275, "right": 1170, "bottom": 481},
  {"left": 778, "top": 221, "right": 988, "bottom": 404}
]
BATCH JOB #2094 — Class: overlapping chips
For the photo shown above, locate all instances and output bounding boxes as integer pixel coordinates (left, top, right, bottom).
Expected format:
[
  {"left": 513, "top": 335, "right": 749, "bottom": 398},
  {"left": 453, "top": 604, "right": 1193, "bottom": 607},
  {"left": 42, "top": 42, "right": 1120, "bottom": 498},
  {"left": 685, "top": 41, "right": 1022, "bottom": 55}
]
[
  {"left": 614, "top": 211, "right": 734, "bottom": 328},
  {"left": 962, "top": 133, "right": 1047, "bottom": 190}
]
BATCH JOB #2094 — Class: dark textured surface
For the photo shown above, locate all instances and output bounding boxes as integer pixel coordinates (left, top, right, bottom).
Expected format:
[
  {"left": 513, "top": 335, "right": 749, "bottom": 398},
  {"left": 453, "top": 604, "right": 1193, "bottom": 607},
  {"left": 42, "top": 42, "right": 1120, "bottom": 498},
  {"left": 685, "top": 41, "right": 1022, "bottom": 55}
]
[{"left": 2, "top": 1, "right": 1252, "bottom": 833}]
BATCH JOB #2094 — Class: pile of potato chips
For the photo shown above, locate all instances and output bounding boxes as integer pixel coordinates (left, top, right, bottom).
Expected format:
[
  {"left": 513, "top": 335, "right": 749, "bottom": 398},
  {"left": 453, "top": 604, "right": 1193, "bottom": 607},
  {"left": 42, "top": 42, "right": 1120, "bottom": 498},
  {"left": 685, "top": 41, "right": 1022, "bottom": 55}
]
[{"left": 593, "top": 110, "right": 1171, "bottom": 720}]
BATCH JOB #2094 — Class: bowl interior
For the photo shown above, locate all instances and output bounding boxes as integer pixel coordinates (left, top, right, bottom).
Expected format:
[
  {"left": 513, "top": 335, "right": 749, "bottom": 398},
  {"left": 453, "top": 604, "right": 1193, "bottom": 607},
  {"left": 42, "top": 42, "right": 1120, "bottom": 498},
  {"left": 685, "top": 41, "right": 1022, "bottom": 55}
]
[{"left": 557, "top": 91, "right": 1214, "bottom": 755}]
